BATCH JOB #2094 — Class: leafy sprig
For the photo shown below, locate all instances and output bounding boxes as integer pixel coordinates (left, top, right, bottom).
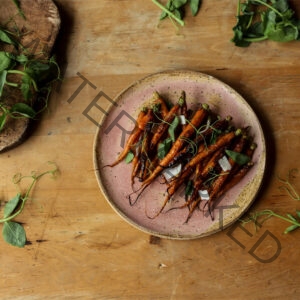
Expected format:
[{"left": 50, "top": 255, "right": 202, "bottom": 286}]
[
  {"left": 0, "top": 26, "right": 61, "bottom": 132},
  {"left": 232, "top": 0, "right": 300, "bottom": 47},
  {"left": 240, "top": 168, "right": 300, "bottom": 234},
  {"left": 152, "top": 0, "right": 202, "bottom": 26},
  {"left": 0, "top": 162, "right": 59, "bottom": 247},
  {"left": 277, "top": 168, "right": 300, "bottom": 201},
  {"left": 241, "top": 209, "right": 300, "bottom": 234}
]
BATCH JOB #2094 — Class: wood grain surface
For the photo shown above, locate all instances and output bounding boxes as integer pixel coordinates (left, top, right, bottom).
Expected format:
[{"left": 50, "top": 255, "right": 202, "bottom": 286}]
[{"left": 0, "top": 0, "right": 300, "bottom": 299}]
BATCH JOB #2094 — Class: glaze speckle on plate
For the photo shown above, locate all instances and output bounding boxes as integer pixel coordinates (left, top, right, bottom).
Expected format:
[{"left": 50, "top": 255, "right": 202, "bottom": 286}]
[{"left": 93, "top": 70, "right": 266, "bottom": 239}]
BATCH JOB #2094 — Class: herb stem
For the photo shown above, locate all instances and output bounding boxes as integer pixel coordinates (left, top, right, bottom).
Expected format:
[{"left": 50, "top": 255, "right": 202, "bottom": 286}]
[
  {"left": 7, "top": 70, "right": 38, "bottom": 91},
  {"left": 254, "top": 209, "right": 300, "bottom": 227},
  {"left": 252, "top": 0, "right": 283, "bottom": 17},
  {"left": 244, "top": 36, "right": 268, "bottom": 42},
  {"left": 5, "top": 81, "right": 19, "bottom": 88},
  {"left": 152, "top": 0, "right": 185, "bottom": 27}
]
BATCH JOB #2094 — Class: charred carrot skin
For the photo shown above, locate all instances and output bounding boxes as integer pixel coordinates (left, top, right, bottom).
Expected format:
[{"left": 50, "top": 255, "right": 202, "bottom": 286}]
[
  {"left": 150, "top": 94, "right": 184, "bottom": 150},
  {"left": 137, "top": 122, "right": 153, "bottom": 182},
  {"left": 152, "top": 92, "right": 169, "bottom": 119},
  {"left": 205, "top": 132, "right": 248, "bottom": 219},
  {"left": 184, "top": 130, "right": 236, "bottom": 171},
  {"left": 108, "top": 108, "right": 153, "bottom": 167},
  {"left": 142, "top": 105, "right": 209, "bottom": 187}
]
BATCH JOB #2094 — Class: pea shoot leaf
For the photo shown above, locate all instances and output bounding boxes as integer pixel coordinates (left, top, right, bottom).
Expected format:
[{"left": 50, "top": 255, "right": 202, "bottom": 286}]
[
  {"left": 225, "top": 150, "right": 250, "bottom": 166},
  {"left": 125, "top": 151, "right": 134, "bottom": 164},
  {"left": 232, "top": 0, "right": 300, "bottom": 47},
  {"left": 0, "top": 70, "right": 7, "bottom": 97},
  {"left": 190, "top": 0, "right": 201, "bottom": 16},
  {"left": 185, "top": 180, "right": 194, "bottom": 196},
  {"left": 4, "top": 193, "right": 21, "bottom": 218},
  {"left": 20, "top": 75, "right": 32, "bottom": 101},
  {"left": 156, "top": 0, "right": 201, "bottom": 24},
  {"left": 10, "top": 103, "right": 36, "bottom": 118},
  {"left": 284, "top": 224, "right": 299, "bottom": 234},
  {"left": 158, "top": 137, "right": 172, "bottom": 160},
  {"left": 0, "top": 29, "right": 16, "bottom": 46},
  {"left": 2, "top": 221, "right": 26, "bottom": 247},
  {"left": 0, "top": 114, "right": 7, "bottom": 131},
  {"left": 168, "top": 116, "right": 180, "bottom": 142},
  {"left": 0, "top": 52, "right": 13, "bottom": 72}
]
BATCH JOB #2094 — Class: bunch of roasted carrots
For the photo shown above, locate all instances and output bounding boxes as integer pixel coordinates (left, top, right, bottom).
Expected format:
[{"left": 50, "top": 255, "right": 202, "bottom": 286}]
[{"left": 108, "top": 91, "right": 256, "bottom": 222}]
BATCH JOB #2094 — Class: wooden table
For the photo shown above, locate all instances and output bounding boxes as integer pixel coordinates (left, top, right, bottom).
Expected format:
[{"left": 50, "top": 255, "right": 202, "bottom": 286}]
[{"left": 1, "top": 1, "right": 300, "bottom": 299}]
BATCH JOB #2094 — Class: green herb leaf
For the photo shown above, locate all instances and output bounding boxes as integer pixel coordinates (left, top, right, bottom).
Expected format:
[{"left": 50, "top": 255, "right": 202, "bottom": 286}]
[
  {"left": 4, "top": 193, "right": 21, "bottom": 218},
  {"left": 0, "top": 29, "right": 16, "bottom": 45},
  {"left": 0, "top": 52, "right": 13, "bottom": 72},
  {"left": 125, "top": 151, "right": 134, "bottom": 163},
  {"left": 0, "top": 70, "right": 7, "bottom": 97},
  {"left": 168, "top": 116, "right": 180, "bottom": 142},
  {"left": 20, "top": 75, "right": 32, "bottom": 101},
  {"left": 157, "top": 137, "right": 172, "bottom": 160},
  {"left": 296, "top": 211, "right": 300, "bottom": 218},
  {"left": 0, "top": 113, "right": 7, "bottom": 132},
  {"left": 185, "top": 180, "right": 194, "bottom": 196},
  {"left": 2, "top": 221, "right": 26, "bottom": 247},
  {"left": 10, "top": 103, "right": 36, "bottom": 118},
  {"left": 232, "top": 0, "right": 300, "bottom": 46},
  {"left": 15, "top": 54, "right": 28, "bottom": 64},
  {"left": 225, "top": 150, "right": 250, "bottom": 166},
  {"left": 286, "top": 213, "right": 297, "bottom": 222},
  {"left": 284, "top": 224, "right": 299, "bottom": 234},
  {"left": 173, "top": 0, "right": 187, "bottom": 9},
  {"left": 190, "top": 0, "right": 201, "bottom": 16}
]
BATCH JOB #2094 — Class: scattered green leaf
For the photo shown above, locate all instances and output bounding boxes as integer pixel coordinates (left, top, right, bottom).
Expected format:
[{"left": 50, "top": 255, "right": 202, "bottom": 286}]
[
  {"left": 152, "top": 0, "right": 202, "bottom": 26},
  {"left": 225, "top": 149, "right": 250, "bottom": 166},
  {"left": 4, "top": 193, "right": 21, "bottom": 218},
  {"left": 241, "top": 209, "right": 300, "bottom": 234},
  {"left": 2, "top": 221, "right": 26, "bottom": 247},
  {"left": 125, "top": 151, "right": 134, "bottom": 164},
  {"left": 0, "top": 162, "right": 59, "bottom": 247},
  {"left": 0, "top": 29, "right": 16, "bottom": 46},
  {"left": 185, "top": 180, "right": 194, "bottom": 196},
  {"left": 277, "top": 168, "right": 300, "bottom": 201},
  {"left": 10, "top": 102, "right": 36, "bottom": 118},
  {"left": 232, "top": 0, "right": 300, "bottom": 47},
  {"left": 157, "top": 137, "right": 172, "bottom": 160},
  {"left": 168, "top": 116, "right": 180, "bottom": 142}
]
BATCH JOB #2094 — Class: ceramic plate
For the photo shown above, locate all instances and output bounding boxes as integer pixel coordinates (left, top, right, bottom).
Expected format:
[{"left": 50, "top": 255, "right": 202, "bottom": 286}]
[{"left": 93, "top": 70, "right": 266, "bottom": 239}]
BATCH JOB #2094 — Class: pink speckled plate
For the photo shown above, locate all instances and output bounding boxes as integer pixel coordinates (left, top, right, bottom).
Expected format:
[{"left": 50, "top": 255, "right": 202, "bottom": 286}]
[{"left": 93, "top": 70, "right": 266, "bottom": 240}]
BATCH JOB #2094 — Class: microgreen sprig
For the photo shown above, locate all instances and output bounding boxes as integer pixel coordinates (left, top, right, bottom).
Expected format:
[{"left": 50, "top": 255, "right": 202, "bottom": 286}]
[
  {"left": 241, "top": 209, "right": 300, "bottom": 234},
  {"left": 232, "top": 0, "right": 300, "bottom": 47},
  {"left": 0, "top": 162, "right": 59, "bottom": 247},
  {"left": 152, "top": 0, "right": 202, "bottom": 27},
  {"left": 277, "top": 168, "right": 300, "bottom": 201}
]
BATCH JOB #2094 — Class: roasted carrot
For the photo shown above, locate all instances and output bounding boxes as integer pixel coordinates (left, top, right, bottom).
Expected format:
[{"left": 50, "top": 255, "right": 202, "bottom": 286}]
[
  {"left": 183, "top": 130, "right": 237, "bottom": 172},
  {"left": 152, "top": 92, "right": 169, "bottom": 119},
  {"left": 142, "top": 105, "right": 209, "bottom": 187},
  {"left": 131, "top": 135, "right": 143, "bottom": 187},
  {"left": 147, "top": 167, "right": 195, "bottom": 218},
  {"left": 108, "top": 108, "right": 153, "bottom": 167},
  {"left": 215, "top": 161, "right": 254, "bottom": 199},
  {"left": 137, "top": 122, "right": 152, "bottom": 182},
  {"left": 168, "top": 117, "right": 232, "bottom": 168},
  {"left": 150, "top": 93, "right": 185, "bottom": 150},
  {"left": 205, "top": 132, "right": 248, "bottom": 219},
  {"left": 170, "top": 147, "right": 225, "bottom": 214},
  {"left": 214, "top": 143, "right": 256, "bottom": 198}
]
